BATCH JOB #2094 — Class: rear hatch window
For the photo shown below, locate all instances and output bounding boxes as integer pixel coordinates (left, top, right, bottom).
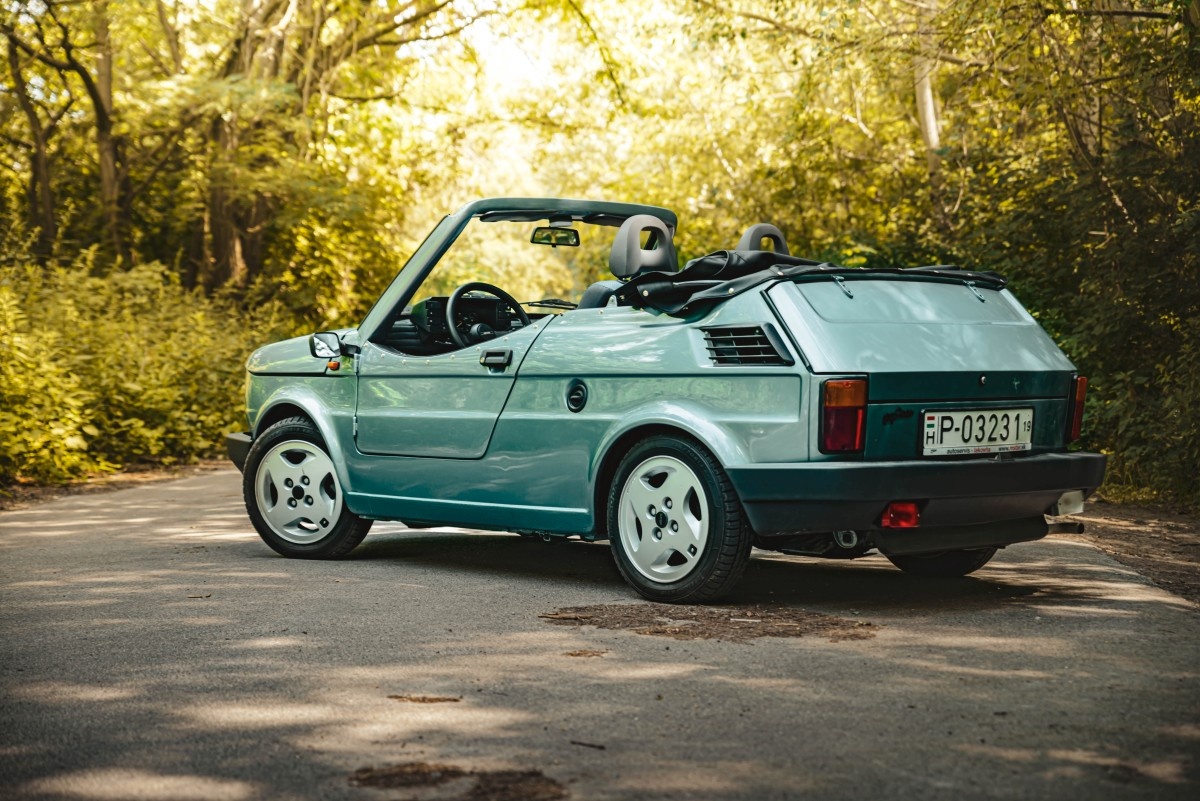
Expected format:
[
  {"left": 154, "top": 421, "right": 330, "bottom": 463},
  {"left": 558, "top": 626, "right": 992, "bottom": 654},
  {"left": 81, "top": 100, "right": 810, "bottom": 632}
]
[
  {"left": 768, "top": 277, "right": 1074, "bottom": 377},
  {"left": 796, "top": 278, "right": 1029, "bottom": 325}
]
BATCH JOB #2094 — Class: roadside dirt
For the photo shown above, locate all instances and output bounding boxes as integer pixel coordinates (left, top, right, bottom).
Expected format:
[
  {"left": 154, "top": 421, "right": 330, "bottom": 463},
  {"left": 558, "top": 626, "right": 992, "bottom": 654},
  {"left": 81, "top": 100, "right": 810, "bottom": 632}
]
[
  {"left": 0, "top": 461, "right": 228, "bottom": 511},
  {"left": 1066, "top": 502, "right": 1200, "bottom": 607}
]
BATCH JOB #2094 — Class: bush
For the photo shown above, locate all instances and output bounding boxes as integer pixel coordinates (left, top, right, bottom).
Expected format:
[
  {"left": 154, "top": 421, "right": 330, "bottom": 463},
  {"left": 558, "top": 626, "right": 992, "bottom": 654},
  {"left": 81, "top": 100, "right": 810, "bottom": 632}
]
[{"left": 0, "top": 253, "right": 290, "bottom": 486}]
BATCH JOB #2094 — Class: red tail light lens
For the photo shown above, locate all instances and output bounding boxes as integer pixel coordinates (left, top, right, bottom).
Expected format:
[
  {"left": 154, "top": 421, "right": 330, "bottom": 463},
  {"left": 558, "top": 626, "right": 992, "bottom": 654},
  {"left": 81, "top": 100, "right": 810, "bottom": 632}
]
[
  {"left": 1067, "top": 376, "right": 1088, "bottom": 443},
  {"left": 881, "top": 501, "right": 921, "bottom": 528},
  {"left": 821, "top": 379, "right": 866, "bottom": 453}
]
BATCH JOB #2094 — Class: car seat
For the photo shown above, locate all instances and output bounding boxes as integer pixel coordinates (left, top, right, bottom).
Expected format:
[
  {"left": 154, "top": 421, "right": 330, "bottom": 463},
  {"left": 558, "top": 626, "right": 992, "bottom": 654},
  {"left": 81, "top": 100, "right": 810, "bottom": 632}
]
[
  {"left": 576, "top": 215, "right": 678, "bottom": 309},
  {"left": 736, "top": 223, "right": 790, "bottom": 255}
]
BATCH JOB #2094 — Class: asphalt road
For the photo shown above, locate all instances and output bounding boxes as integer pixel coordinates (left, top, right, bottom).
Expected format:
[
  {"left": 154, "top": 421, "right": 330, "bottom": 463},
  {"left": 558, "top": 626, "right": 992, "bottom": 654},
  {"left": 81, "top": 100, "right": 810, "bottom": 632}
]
[{"left": 1, "top": 469, "right": 1197, "bottom": 801}]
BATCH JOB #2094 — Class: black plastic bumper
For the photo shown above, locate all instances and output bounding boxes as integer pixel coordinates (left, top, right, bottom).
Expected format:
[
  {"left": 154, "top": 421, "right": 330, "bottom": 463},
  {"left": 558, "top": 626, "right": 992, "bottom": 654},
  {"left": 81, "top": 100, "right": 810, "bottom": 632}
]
[
  {"left": 226, "top": 432, "right": 252, "bottom": 473},
  {"left": 727, "top": 451, "right": 1107, "bottom": 537}
]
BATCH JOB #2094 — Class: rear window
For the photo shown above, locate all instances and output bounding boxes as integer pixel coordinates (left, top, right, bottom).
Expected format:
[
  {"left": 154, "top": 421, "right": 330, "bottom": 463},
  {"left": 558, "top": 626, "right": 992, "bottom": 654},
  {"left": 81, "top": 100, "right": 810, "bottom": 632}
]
[{"left": 793, "top": 278, "right": 1029, "bottom": 324}]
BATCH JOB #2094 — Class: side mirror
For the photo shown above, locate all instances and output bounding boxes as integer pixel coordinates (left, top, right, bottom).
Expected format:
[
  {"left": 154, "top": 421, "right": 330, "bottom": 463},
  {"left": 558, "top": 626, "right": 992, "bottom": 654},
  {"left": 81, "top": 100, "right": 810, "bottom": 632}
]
[
  {"left": 531, "top": 226, "right": 580, "bottom": 248},
  {"left": 309, "top": 331, "right": 342, "bottom": 359}
]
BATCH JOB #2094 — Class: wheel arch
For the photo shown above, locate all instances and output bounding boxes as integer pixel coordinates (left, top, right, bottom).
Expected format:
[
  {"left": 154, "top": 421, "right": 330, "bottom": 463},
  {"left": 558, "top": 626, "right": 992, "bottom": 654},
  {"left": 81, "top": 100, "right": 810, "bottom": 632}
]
[
  {"left": 254, "top": 402, "right": 314, "bottom": 438},
  {"left": 590, "top": 415, "right": 747, "bottom": 540},
  {"left": 249, "top": 388, "right": 355, "bottom": 492}
]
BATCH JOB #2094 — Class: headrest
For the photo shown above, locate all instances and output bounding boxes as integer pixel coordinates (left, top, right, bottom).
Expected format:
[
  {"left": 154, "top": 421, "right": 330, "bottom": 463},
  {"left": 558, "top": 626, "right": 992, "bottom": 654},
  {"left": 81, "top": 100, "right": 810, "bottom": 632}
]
[
  {"left": 736, "top": 223, "right": 790, "bottom": 256},
  {"left": 609, "top": 214, "right": 677, "bottom": 279}
]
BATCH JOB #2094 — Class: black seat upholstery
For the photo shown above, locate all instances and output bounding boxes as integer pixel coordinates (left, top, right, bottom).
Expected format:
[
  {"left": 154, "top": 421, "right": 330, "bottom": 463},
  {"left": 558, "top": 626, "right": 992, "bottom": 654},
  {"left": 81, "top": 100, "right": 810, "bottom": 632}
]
[
  {"left": 736, "top": 223, "right": 790, "bottom": 255},
  {"left": 576, "top": 279, "right": 623, "bottom": 309},
  {"left": 576, "top": 215, "right": 678, "bottom": 310}
]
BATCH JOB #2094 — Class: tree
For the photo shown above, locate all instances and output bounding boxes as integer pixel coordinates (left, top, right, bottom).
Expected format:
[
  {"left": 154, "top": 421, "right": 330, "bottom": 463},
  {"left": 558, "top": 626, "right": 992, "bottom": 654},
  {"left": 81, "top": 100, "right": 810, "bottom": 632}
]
[
  {"left": 3, "top": 0, "right": 129, "bottom": 263},
  {"left": 4, "top": 33, "right": 71, "bottom": 260}
]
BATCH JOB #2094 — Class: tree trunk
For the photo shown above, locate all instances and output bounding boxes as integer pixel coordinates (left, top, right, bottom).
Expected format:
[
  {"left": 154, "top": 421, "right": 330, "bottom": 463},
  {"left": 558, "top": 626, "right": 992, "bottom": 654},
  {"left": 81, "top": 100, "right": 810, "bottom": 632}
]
[
  {"left": 92, "top": 1, "right": 130, "bottom": 264},
  {"left": 200, "top": 115, "right": 250, "bottom": 290},
  {"left": 6, "top": 38, "right": 57, "bottom": 261},
  {"left": 913, "top": 4, "right": 946, "bottom": 230}
]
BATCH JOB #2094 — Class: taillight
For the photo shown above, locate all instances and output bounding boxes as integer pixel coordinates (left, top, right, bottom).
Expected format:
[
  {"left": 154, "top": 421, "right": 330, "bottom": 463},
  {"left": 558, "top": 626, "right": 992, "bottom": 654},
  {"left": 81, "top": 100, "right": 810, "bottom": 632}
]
[
  {"left": 1067, "top": 375, "right": 1088, "bottom": 443},
  {"left": 821, "top": 379, "right": 866, "bottom": 453}
]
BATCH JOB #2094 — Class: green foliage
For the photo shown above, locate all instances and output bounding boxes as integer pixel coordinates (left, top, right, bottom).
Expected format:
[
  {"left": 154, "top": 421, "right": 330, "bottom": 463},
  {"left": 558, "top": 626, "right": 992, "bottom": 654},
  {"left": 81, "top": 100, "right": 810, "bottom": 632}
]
[
  {"left": 0, "top": 277, "right": 98, "bottom": 483},
  {"left": 1, "top": 0, "right": 1197, "bottom": 506},
  {"left": 0, "top": 243, "right": 290, "bottom": 486}
]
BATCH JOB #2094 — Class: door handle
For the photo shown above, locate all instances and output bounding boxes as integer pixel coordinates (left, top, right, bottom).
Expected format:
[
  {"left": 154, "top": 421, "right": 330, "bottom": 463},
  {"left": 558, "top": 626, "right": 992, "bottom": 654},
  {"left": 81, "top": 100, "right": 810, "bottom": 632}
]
[{"left": 480, "top": 349, "right": 513, "bottom": 368}]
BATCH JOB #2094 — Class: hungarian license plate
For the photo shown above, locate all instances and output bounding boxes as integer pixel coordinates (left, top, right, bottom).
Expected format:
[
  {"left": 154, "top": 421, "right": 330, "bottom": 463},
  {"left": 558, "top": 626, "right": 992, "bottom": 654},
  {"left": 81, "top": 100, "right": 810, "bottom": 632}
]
[{"left": 922, "top": 408, "right": 1034, "bottom": 455}]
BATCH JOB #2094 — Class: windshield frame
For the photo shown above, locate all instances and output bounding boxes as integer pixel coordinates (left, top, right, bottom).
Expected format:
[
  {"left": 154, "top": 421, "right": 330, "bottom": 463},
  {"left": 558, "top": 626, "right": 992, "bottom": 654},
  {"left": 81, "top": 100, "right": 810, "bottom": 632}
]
[{"left": 357, "top": 197, "right": 677, "bottom": 342}]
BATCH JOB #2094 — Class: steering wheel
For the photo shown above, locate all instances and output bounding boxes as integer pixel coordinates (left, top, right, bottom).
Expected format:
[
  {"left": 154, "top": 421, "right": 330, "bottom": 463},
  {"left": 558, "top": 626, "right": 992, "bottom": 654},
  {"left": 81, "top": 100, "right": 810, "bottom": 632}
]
[{"left": 445, "top": 281, "right": 532, "bottom": 349}]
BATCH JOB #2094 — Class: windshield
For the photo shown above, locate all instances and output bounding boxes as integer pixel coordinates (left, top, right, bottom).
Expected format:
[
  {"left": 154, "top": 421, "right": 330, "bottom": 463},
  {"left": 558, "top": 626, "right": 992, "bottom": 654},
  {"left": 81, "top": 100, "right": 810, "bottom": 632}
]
[{"left": 418, "top": 216, "right": 617, "bottom": 306}]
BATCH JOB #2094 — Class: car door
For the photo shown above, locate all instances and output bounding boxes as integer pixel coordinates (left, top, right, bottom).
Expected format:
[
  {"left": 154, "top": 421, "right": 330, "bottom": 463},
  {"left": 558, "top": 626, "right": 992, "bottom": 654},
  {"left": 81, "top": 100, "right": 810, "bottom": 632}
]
[{"left": 354, "top": 321, "right": 550, "bottom": 459}]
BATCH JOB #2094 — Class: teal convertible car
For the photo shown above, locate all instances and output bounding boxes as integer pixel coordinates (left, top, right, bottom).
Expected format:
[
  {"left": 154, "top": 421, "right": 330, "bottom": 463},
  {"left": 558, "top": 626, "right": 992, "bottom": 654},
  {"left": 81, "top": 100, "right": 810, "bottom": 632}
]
[{"left": 227, "top": 197, "right": 1106, "bottom": 603}]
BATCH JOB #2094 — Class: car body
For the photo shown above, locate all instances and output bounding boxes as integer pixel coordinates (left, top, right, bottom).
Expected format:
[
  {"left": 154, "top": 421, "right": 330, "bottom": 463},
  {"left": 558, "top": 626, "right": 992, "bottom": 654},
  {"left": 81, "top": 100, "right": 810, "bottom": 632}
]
[{"left": 227, "top": 197, "right": 1106, "bottom": 602}]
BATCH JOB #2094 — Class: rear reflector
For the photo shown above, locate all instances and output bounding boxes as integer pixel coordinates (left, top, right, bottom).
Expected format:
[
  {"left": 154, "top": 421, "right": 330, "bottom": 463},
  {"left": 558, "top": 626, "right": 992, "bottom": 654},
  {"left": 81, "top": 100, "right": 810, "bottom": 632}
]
[
  {"left": 1067, "top": 375, "right": 1088, "bottom": 443},
  {"left": 821, "top": 379, "right": 866, "bottom": 453},
  {"left": 881, "top": 501, "right": 921, "bottom": 528}
]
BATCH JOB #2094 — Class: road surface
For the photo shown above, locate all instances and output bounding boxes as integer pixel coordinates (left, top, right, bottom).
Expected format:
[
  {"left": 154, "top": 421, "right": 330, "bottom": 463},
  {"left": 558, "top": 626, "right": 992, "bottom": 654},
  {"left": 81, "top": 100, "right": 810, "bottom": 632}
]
[{"left": 2, "top": 469, "right": 1197, "bottom": 800}]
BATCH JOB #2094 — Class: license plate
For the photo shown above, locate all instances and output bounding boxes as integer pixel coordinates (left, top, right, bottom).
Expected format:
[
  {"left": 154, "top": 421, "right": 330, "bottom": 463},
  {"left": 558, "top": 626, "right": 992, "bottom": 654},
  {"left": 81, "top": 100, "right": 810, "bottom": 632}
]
[{"left": 922, "top": 408, "right": 1034, "bottom": 455}]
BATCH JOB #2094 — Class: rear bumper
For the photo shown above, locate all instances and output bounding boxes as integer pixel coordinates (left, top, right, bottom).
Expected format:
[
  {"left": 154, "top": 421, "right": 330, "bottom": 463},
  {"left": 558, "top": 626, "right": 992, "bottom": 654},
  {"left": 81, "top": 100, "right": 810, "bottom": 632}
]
[
  {"left": 727, "top": 451, "right": 1107, "bottom": 538},
  {"left": 226, "top": 432, "right": 252, "bottom": 473}
]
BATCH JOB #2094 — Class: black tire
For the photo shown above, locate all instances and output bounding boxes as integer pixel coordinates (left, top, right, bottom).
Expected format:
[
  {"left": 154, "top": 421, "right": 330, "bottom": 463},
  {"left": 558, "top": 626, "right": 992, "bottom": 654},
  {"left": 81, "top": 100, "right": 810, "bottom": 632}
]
[
  {"left": 243, "top": 416, "right": 371, "bottom": 559},
  {"left": 607, "top": 435, "right": 752, "bottom": 603},
  {"left": 885, "top": 547, "right": 997, "bottom": 577}
]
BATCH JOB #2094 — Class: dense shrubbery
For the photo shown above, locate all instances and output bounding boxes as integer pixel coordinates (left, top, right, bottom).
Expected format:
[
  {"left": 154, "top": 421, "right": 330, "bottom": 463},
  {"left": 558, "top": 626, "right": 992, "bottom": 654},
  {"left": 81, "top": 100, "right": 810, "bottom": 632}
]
[{"left": 0, "top": 244, "right": 290, "bottom": 485}]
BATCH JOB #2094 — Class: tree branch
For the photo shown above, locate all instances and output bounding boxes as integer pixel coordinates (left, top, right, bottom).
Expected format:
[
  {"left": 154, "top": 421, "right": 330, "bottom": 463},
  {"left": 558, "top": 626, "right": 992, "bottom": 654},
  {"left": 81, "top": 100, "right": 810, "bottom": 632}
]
[
  {"left": 692, "top": 0, "right": 1016, "bottom": 72},
  {"left": 128, "top": 126, "right": 189, "bottom": 203},
  {"left": 1041, "top": 8, "right": 1176, "bottom": 21},
  {"left": 563, "top": 0, "right": 628, "bottom": 107},
  {"left": 155, "top": 0, "right": 183, "bottom": 73}
]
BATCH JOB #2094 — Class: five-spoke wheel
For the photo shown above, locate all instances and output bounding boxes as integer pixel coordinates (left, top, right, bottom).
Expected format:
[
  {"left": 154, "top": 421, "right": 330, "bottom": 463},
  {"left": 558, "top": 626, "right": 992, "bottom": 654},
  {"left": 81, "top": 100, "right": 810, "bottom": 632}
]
[
  {"left": 608, "top": 436, "right": 752, "bottom": 603},
  {"left": 243, "top": 417, "right": 371, "bottom": 558}
]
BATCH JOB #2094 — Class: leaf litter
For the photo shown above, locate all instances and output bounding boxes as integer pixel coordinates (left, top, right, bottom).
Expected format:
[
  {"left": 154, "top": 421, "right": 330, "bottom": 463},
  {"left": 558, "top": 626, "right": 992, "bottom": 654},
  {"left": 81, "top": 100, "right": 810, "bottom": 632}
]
[
  {"left": 349, "top": 762, "right": 566, "bottom": 800},
  {"left": 387, "top": 694, "right": 461, "bottom": 704},
  {"left": 540, "top": 603, "right": 877, "bottom": 642}
]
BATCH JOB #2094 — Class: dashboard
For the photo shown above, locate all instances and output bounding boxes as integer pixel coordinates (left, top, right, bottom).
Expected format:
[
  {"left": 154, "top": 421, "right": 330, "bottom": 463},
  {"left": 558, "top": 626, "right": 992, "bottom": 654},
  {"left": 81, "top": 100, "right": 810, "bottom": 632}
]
[{"left": 410, "top": 295, "right": 525, "bottom": 345}]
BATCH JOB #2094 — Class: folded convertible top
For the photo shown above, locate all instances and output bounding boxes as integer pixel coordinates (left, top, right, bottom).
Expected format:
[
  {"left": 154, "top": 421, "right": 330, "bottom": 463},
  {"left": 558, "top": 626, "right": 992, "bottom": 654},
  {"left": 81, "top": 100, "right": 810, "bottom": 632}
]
[{"left": 612, "top": 250, "right": 1008, "bottom": 316}]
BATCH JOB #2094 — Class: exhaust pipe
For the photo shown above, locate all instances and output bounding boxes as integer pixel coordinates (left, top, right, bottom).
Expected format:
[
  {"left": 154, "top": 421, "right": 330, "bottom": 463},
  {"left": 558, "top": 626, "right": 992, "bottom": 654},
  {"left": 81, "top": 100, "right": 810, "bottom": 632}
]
[
  {"left": 1047, "top": 521, "right": 1085, "bottom": 535},
  {"left": 833, "top": 530, "right": 860, "bottom": 549}
]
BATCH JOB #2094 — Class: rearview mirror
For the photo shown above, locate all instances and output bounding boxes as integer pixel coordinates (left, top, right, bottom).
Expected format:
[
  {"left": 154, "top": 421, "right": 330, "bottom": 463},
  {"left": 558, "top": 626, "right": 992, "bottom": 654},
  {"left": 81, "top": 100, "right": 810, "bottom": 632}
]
[
  {"left": 309, "top": 331, "right": 341, "bottom": 359},
  {"left": 531, "top": 226, "right": 580, "bottom": 248}
]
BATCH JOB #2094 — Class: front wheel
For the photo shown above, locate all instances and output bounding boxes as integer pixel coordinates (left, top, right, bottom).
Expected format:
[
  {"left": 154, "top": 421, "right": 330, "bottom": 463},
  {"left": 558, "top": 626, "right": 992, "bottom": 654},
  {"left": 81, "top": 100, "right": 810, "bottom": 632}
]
[
  {"left": 885, "top": 547, "right": 997, "bottom": 577},
  {"left": 243, "top": 417, "right": 371, "bottom": 559},
  {"left": 608, "top": 436, "right": 752, "bottom": 603}
]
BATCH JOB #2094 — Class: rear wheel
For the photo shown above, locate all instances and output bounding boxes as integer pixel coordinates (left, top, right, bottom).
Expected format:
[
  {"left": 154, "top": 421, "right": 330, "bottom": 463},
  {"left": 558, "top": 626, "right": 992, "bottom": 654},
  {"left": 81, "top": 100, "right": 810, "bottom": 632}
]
[
  {"left": 885, "top": 547, "right": 997, "bottom": 577},
  {"left": 243, "top": 417, "right": 371, "bottom": 559},
  {"left": 608, "top": 436, "right": 752, "bottom": 603}
]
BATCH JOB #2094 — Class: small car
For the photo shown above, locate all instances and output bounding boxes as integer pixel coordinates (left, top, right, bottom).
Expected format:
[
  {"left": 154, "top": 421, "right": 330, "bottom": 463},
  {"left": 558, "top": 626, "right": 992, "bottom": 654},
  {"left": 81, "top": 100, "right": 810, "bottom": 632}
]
[{"left": 227, "top": 197, "right": 1106, "bottom": 603}]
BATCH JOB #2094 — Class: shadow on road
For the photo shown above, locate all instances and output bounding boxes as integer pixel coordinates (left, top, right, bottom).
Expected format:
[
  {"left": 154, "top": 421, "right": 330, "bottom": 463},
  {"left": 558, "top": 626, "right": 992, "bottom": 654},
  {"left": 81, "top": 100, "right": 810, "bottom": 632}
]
[
  {"left": 3, "top": 473, "right": 1198, "bottom": 800},
  {"left": 349, "top": 527, "right": 1192, "bottom": 617}
]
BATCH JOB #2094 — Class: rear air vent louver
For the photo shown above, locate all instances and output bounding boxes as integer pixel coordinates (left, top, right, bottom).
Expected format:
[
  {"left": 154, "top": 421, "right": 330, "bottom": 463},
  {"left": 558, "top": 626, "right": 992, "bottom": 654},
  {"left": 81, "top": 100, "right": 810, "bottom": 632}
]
[{"left": 703, "top": 324, "right": 793, "bottom": 366}]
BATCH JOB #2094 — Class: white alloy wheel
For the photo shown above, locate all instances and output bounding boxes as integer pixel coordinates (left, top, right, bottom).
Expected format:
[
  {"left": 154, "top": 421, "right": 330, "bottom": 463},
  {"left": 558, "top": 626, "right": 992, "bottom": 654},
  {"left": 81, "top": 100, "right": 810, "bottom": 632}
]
[
  {"left": 617, "top": 454, "right": 710, "bottom": 584},
  {"left": 253, "top": 439, "right": 344, "bottom": 545}
]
